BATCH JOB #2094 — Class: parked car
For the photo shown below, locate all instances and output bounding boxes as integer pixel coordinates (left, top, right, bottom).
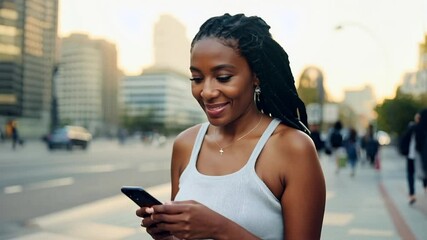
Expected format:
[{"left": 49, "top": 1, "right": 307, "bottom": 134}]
[{"left": 46, "top": 126, "right": 92, "bottom": 150}]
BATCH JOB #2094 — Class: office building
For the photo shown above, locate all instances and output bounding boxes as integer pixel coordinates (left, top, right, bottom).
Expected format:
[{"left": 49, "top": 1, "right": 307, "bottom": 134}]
[
  {"left": 120, "top": 71, "right": 205, "bottom": 131},
  {"left": 0, "top": 0, "right": 58, "bottom": 137},
  {"left": 56, "top": 34, "right": 118, "bottom": 136},
  {"left": 401, "top": 35, "right": 427, "bottom": 96},
  {"left": 152, "top": 14, "right": 190, "bottom": 75},
  {"left": 343, "top": 85, "right": 376, "bottom": 132}
]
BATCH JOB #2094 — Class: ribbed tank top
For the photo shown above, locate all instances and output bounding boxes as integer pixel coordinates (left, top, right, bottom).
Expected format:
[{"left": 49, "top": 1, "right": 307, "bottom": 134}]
[{"left": 175, "top": 119, "right": 284, "bottom": 240}]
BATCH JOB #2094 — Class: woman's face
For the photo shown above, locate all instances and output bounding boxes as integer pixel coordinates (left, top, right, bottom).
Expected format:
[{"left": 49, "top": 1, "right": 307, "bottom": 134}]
[{"left": 190, "top": 38, "right": 258, "bottom": 125}]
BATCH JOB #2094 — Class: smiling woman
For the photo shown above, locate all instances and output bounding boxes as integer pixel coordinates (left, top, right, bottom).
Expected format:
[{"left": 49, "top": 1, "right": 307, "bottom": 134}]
[{"left": 133, "top": 13, "right": 326, "bottom": 240}]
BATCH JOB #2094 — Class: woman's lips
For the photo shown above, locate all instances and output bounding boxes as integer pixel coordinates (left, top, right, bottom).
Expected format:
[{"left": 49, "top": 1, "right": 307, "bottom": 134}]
[{"left": 204, "top": 103, "right": 228, "bottom": 117}]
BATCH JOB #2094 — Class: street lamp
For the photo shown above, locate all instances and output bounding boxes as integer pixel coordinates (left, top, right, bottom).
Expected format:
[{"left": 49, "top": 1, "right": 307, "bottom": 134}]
[{"left": 334, "top": 22, "right": 390, "bottom": 103}]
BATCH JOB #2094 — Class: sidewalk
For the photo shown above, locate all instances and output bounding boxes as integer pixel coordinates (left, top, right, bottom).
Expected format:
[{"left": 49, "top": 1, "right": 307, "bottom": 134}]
[{"left": 5, "top": 146, "right": 427, "bottom": 240}]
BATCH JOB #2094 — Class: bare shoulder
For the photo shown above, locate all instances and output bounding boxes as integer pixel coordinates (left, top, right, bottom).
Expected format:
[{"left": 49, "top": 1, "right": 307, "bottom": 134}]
[
  {"left": 265, "top": 123, "right": 320, "bottom": 181},
  {"left": 172, "top": 124, "right": 204, "bottom": 170},
  {"left": 174, "top": 124, "right": 202, "bottom": 149},
  {"left": 269, "top": 123, "right": 317, "bottom": 161}
]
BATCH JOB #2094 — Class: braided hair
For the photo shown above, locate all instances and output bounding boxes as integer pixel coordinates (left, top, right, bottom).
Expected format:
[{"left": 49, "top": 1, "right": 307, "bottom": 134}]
[{"left": 191, "top": 13, "right": 310, "bottom": 135}]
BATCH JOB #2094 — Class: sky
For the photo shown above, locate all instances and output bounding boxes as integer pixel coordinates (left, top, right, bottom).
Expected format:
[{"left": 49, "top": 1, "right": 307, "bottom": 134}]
[{"left": 58, "top": 0, "right": 427, "bottom": 102}]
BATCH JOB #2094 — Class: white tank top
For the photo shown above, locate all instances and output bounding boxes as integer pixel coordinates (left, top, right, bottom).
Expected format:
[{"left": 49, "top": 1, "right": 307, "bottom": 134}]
[{"left": 174, "top": 119, "right": 284, "bottom": 240}]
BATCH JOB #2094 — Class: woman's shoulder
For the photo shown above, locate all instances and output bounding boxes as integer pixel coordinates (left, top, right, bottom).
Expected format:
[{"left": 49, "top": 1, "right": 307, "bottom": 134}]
[
  {"left": 172, "top": 123, "right": 205, "bottom": 154},
  {"left": 175, "top": 123, "right": 204, "bottom": 142},
  {"left": 271, "top": 123, "right": 316, "bottom": 154}
]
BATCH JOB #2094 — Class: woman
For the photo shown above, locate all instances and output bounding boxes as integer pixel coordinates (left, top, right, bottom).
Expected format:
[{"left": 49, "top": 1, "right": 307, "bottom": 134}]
[
  {"left": 414, "top": 108, "right": 427, "bottom": 199},
  {"left": 345, "top": 128, "right": 359, "bottom": 177},
  {"left": 136, "top": 13, "right": 325, "bottom": 240}
]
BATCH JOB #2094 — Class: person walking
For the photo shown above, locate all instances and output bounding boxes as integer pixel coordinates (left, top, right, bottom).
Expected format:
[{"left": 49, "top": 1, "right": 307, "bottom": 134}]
[
  {"left": 361, "top": 124, "right": 380, "bottom": 167},
  {"left": 413, "top": 109, "right": 427, "bottom": 201},
  {"left": 10, "top": 120, "right": 23, "bottom": 150},
  {"left": 310, "top": 123, "right": 324, "bottom": 154},
  {"left": 399, "top": 112, "right": 425, "bottom": 204},
  {"left": 327, "top": 120, "right": 345, "bottom": 173},
  {"left": 345, "top": 128, "right": 359, "bottom": 177},
  {"left": 135, "top": 13, "right": 326, "bottom": 240}
]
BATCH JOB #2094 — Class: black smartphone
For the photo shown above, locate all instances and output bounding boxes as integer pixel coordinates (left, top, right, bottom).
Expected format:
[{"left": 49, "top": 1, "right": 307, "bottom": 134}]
[{"left": 121, "top": 186, "right": 162, "bottom": 207}]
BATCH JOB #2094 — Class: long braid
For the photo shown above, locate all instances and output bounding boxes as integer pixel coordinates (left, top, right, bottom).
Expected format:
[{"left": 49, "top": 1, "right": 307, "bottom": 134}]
[{"left": 192, "top": 13, "right": 310, "bottom": 135}]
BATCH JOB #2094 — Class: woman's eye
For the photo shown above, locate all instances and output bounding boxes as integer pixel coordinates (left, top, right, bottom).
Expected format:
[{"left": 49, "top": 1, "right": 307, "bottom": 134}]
[
  {"left": 216, "top": 75, "right": 232, "bottom": 82},
  {"left": 189, "top": 77, "right": 203, "bottom": 83}
]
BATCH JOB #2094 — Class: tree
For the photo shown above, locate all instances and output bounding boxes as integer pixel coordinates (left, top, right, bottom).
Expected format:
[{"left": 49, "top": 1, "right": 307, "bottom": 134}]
[{"left": 375, "top": 89, "right": 422, "bottom": 137}]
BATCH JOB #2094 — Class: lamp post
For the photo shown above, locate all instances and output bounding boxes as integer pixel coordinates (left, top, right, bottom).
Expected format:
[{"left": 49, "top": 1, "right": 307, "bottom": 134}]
[{"left": 334, "top": 22, "right": 389, "bottom": 103}]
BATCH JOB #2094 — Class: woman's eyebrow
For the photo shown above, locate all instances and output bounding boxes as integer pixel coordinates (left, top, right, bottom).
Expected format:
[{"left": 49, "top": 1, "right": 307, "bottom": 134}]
[
  {"left": 190, "top": 64, "right": 236, "bottom": 73},
  {"left": 211, "top": 64, "right": 235, "bottom": 72},
  {"left": 189, "top": 66, "right": 201, "bottom": 72}
]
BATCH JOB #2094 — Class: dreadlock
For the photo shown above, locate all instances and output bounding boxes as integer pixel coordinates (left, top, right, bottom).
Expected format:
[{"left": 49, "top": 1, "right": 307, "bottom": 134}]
[{"left": 191, "top": 13, "right": 310, "bottom": 135}]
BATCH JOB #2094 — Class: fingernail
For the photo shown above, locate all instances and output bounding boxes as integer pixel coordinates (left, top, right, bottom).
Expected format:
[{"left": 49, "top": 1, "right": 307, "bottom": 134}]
[{"left": 146, "top": 207, "right": 154, "bottom": 214}]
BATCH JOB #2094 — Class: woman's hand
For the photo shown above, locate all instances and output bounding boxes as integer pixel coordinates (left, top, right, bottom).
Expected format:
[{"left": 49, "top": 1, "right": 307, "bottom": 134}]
[
  {"left": 148, "top": 200, "right": 224, "bottom": 240},
  {"left": 136, "top": 207, "right": 175, "bottom": 240}
]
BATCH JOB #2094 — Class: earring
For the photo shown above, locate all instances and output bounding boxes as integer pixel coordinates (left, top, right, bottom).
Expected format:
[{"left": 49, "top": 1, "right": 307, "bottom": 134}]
[{"left": 254, "top": 85, "right": 261, "bottom": 102}]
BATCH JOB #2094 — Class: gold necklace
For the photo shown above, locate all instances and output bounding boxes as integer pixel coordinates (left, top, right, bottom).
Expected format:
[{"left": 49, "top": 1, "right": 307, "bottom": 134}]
[{"left": 213, "top": 116, "right": 263, "bottom": 155}]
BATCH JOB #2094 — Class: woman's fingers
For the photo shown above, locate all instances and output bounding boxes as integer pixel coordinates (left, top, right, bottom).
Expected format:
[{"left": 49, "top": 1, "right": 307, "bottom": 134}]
[{"left": 152, "top": 200, "right": 195, "bottom": 214}]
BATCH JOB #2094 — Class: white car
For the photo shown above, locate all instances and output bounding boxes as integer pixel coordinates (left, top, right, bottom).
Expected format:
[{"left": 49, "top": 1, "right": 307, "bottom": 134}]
[{"left": 47, "top": 126, "right": 92, "bottom": 150}]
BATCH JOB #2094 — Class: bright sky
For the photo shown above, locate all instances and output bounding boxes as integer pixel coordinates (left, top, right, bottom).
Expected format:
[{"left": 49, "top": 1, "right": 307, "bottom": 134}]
[{"left": 59, "top": 0, "right": 427, "bottom": 102}]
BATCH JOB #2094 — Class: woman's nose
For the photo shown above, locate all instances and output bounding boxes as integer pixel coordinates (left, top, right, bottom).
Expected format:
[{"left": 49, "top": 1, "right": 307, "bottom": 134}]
[{"left": 200, "top": 80, "right": 219, "bottom": 99}]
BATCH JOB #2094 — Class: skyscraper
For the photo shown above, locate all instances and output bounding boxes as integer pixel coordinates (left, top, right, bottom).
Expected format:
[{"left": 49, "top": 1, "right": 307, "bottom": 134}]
[
  {"left": 0, "top": 0, "right": 58, "bottom": 137},
  {"left": 56, "top": 34, "right": 118, "bottom": 136},
  {"left": 152, "top": 14, "right": 190, "bottom": 75}
]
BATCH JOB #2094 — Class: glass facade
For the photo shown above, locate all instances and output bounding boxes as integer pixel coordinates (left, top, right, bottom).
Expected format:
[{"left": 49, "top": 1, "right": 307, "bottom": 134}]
[
  {"left": 120, "top": 72, "right": 205, "bottom": 129},
  {"left": 0, "top": 0, "right": 58, "bottom": 137}
]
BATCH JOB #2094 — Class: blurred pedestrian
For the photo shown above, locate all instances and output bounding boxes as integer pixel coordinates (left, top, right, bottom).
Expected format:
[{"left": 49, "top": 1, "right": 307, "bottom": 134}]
[
  {"left": 310, "top": 123, "right": 324, "bottom": 153},
  {"left": 11, "top": 120, "right": 23, "bottom": 149},
  {"left": 135, "top": 13, "right": 325, "bottom": 240},
  {"left": 361, "top": 124, "right": 380, "bottom": 167},
  {"left": 118, "top": 128, "right": 127, "bottom": 145},
  {"left": 345, "top": 128, "right": 359, "bottom": 177},
  {"left": 327, "top": 120, "right": 345, "bottom": 173},
  {"left": 414, "top": 109, "right": 427, "bottom": 198},
  {"left": 400, "top": 112, "right": 426, "bottom": 204}
]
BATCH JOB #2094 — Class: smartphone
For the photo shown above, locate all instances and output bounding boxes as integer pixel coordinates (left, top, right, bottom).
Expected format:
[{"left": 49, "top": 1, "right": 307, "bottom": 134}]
[{"left": 121, "top": 186, "right": 162, "bottom": 207}]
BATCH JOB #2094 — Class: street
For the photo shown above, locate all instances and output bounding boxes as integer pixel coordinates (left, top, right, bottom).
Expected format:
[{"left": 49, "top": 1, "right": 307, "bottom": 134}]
[
  {"left": 0, "top": 138, "right": 173, "bottom": 238},
  {"left": 1, "top": 140, "right": 427, "bottom": 240}
]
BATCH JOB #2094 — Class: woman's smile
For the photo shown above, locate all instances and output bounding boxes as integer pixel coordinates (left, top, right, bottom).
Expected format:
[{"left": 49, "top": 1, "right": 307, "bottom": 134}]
[{"left": 204, "top": 102, "right": 229, "bottom": 117}]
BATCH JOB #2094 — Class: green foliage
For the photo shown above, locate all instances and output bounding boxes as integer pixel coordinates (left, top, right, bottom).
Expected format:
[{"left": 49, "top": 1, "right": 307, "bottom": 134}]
[
  {"left": 375, "top": 90, "right": 422, "bottom": 136},
  {"left": 120, "top": 108, "right": 162, "bottom": 134},
  {"left": 297, "top": 86, "right": 319, "bottom": 105}
]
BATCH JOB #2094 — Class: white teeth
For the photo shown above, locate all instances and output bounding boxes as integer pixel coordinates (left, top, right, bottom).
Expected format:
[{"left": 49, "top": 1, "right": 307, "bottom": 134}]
[{"left": 210, "top": 106, "right": 223, "bottom": 110}]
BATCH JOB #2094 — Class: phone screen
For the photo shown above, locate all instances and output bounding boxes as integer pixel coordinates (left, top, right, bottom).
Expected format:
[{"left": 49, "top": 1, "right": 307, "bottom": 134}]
[{"left": 121, "top": 186, "right": 162, "bottom": 207}]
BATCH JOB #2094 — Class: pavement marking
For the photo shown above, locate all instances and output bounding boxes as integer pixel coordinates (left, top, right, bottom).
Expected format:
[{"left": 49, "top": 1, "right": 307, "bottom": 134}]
[
  {"left": 138, "top": 163, "right": 170, "bottom": 172},
  {"left": 72, "top": 164, "right": 129, "bottom": 173},
  {"left": 323, "top": 212, "right": 354, "bottom": 226},
  {"left": 62, "top": 221, "right": 137, "bottom": 239},
  {"left": 349, "top": 228, "right": 394, "bottom": 237},
  {"left": 29, "top": 183, "right": 171, "bottom": 228},
  {"left": 27, "top": 177, "right": 74, "bottom": 190},
  {"left": 4, "top": 185, "right": 23, "bottom": 194}
]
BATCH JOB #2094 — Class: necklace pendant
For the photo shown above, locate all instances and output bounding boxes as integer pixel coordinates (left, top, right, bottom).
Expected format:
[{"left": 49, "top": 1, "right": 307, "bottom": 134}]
[{"left": 219, "top": 148, "right": 224, "bottom": 155}]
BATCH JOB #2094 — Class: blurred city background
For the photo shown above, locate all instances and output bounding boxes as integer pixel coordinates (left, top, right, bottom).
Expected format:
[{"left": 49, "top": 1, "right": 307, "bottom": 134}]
[{"left": 1, "top": 0, "right": 427, "bottom": 239}]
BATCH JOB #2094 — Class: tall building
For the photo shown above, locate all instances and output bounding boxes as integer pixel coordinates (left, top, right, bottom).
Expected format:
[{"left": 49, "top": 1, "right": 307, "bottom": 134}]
[
  {"left": 56, "top": 34, "right": 118, "bottom": 136},
  {"left": 401, "top": 34, "right": 427, "bottom": 96},
  {"left": 151, "top": 14, "right": 190, "bottom": 75},
  {"left": 343, "top": 85, "right": 376, "bottom": 132},
  {"left": 120, "top": 71, "right": 205, "bottom": 131},
  {"left": 419, "top": 34, "right": 427, "bottom": 71},
  {"left": 0, "top": 0, "right": 58, "bottom": 137}
]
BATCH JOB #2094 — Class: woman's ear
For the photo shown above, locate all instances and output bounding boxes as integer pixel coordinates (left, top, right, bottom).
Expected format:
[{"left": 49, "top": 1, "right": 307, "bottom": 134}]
[{"left": 253, "top": 74, "right": 260, "bottom": 86}]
